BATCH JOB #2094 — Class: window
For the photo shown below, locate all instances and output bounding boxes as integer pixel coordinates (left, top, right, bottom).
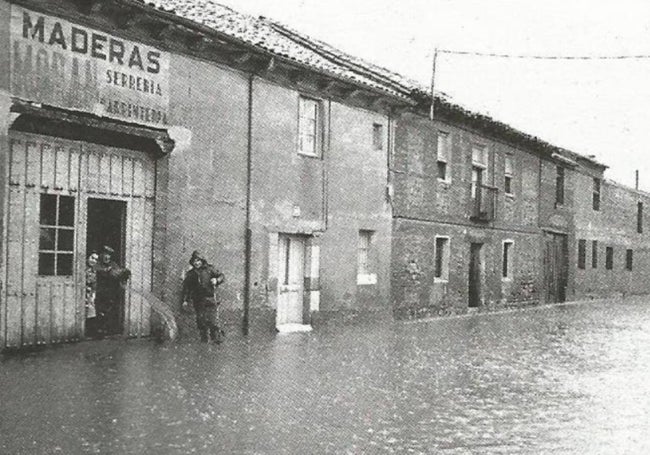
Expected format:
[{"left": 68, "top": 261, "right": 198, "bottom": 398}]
[
  {"left": 372, "top": 123, "right": 384, "bottom": 151},
  {"left": 556, "top": 166, "right": 565, "bottom": 205},
  {"left": 502, "top": 241, "right": 513, "bottom": 279},
  {"left": 471, "top": 144, "right": 488, "bottom": 198},
  {"left": 605, "top": 246, "right": 614, "bottom": 270},
  {"left": 504, "top": 156, "right": 514, "bottom": 195},
  {"left": 638, "top": 202, "right": 643, "bottom": 233},
  {"left": 39, "top": 194, "right": 75, "bottom": 276},
  {"left": 357, "top": 231, "right": 373, "bottom": 276},
  {"left": 592, "top": 240, "right": 598, "bottom": 268},
  {"left": 437, "top": 132, "right": 451, "bottom": 181},
  {"left": 626, "top": 249, "right": 633, "bottom": 271},
  {"left": 577, "top": 239, "right": 586, "bottom": 269},
  {"left": 298, "top": 96, "right": 320, "bottom": 156},
  {"left": 434, "top": 236, "right": 450, "bottom": 281},
  {"left": 592, "top": 178, "right": 601, "bottom": 211}
]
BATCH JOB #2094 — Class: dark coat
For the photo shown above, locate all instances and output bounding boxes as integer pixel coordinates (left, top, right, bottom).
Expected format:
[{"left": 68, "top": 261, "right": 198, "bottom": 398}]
[
  {"left": 181, "top": 263, "right": 225, "bottom": 309},
  {"left": 95, "top": 260, "right": 131, "bottom": 305}
]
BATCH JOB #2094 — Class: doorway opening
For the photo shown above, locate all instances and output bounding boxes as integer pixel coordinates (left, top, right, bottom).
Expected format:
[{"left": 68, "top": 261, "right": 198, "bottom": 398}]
[
  {"left": 544, "top": 232, "right": 568, "bottom": 303},
  {"left": 85, "top": 198, "right": 128, "bottom": 337},
  {"left": 468, "top": 242, "right": 483, "bottom": 308},
  {"left": 277, "top": 234, "right": 307, "bottom": 328}
]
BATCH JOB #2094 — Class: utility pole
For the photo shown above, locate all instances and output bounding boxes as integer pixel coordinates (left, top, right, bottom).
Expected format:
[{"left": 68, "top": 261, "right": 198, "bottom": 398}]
[{"left": 430, "top": 47, "right": 438, "bottom": 121}]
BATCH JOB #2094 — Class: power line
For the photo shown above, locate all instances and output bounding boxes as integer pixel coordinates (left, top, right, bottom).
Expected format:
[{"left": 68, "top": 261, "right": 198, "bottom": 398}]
[{"left": 437, "top": 48, "right": 650, "bottom": 60}]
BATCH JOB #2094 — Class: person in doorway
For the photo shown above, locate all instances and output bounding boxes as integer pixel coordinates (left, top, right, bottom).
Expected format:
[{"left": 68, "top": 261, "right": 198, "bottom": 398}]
[
  {"left": 95, "top": 245, "right": 131, "bottom": 336},
  {"left": 181, "top": 250, "right": 225, "bottom": 343}
]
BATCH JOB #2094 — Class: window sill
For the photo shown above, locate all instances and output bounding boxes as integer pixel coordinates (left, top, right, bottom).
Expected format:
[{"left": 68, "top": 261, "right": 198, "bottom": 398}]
[
  {"left": 357, "top": 273, "right": 377, "bottom": 285},
  {"left": 298, "top": 151, "right": 320, "bottom": 159},
  {"left": 433, "top": 277, "right": 448, "bottom": 284},
  {"left": 501, "top": 277, "right": 513, "bottom": 282},
  {"left": 437, "top": 178, "right": 452, "bottom": 187},
  {"left": 505, "top": 193, "right": 515, "bottom": 200}
]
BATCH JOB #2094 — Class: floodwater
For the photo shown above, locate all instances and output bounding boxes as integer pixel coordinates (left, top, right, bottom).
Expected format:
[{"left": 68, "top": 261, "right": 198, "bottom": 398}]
[{"left": 2, "top": 299, "right": 650, "bottom": 454}]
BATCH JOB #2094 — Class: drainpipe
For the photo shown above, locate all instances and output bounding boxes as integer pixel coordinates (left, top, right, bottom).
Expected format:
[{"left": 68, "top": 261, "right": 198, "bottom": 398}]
[
  {"left": 322, "top": 99, "right": 331, "bottom": 231},
  {"left": 243, "top": 74, "right": 254, "bottom": 336}
]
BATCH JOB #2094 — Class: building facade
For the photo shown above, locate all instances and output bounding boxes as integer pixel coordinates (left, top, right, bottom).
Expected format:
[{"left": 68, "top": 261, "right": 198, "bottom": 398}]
[
  {"left": 0, "top": 0, "right": 412, "bottom": 349},
  {"left": 390, "top": 100, "right": 612, "bottom": 318},
  {"left": 2, "top": 0, "right": 649, "bottom": 350}
]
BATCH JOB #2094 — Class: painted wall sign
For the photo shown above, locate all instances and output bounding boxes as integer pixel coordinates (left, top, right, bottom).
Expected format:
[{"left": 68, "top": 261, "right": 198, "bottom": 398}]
[{"left": 10, "top": 6, "right": 170, "bottom": 126}]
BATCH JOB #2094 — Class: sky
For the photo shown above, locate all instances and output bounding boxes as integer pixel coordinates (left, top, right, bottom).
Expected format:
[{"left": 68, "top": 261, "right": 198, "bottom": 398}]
[{"left": 217, "top": 0, "right": 650, "bottom": 190}]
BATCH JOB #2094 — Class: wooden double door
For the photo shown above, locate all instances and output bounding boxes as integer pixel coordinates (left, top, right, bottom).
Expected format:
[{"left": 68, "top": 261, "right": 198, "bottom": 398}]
[{"left": 2, "top": 132, "right": 155, "bottom": 348}]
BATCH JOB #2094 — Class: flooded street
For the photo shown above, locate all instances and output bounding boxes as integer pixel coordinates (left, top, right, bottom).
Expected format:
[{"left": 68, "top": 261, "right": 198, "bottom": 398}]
[{"left": 2, "top": 298, "right": 650, "bottom": 454}]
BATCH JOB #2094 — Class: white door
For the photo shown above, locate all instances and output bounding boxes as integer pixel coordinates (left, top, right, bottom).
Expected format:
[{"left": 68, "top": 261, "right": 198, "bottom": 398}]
[{"left": 277, "top": 235, "right": 305, "bottom": 326}]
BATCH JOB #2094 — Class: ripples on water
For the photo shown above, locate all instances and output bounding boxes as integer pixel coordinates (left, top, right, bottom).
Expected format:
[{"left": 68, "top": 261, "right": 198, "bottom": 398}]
[{"left": 2, "top": 299, "right": 650, "bottom": 454}]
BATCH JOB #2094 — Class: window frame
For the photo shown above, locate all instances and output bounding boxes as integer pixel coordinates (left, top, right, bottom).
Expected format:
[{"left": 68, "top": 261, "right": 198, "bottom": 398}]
[
  {"left": 626, "top": 249, "right": 633, "bottom": 271},
  {"left": 434, "top": 235, "right": 451, "bottom": 282},
  {"left": 357, "top": 230, "right": 377, "bottom": 285},
  {"left": 297, "top": 95, "right": 322, "bottom": 157},
  {"left": 38, "top": 193, "right": 76, "bottom": 277},
  {"left": 437, "top": 131, "right": 451, "bottom": 183},
  {"left": 605, "top": 246, "right": 614, "bottom": 270},
  {"left": 372, "top": 123, "right": 384, "bottom": 151},
  {"left": 592, "top": 178, "right": 601, "bottom": 211},
  {"left": 502, "top": 240, "right": 514, "bottom": 280},
  {"left": 555, "top": 166, "right": 565, "bottom": 206},
  {"left": 504, "top": 155, "right": 514, "bottom": 196}
]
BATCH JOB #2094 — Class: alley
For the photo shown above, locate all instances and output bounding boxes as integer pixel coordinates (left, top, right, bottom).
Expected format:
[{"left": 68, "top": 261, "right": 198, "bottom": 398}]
[{"left": 2, "top": 297, "right": 650, "bottom": 454}]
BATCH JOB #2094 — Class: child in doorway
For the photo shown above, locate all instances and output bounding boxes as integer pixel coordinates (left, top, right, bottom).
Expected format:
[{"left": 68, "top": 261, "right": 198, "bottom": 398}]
[{"left": 85, "top": 252, "right": 99, "bottom": 319}]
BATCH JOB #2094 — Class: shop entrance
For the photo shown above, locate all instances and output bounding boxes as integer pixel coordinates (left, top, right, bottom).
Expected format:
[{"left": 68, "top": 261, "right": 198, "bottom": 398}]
[
  {"left": 85, "top": 198, "right": 128, "bottom": 337},
  {"left": 2, "top": 131, "right": 156, "bottom": 348}
]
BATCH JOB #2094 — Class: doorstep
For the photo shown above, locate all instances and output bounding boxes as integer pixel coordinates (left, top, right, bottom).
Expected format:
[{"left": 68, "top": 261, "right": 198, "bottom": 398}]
[{"left": 276, "top": 324, "right": 313, "bottom": 334}]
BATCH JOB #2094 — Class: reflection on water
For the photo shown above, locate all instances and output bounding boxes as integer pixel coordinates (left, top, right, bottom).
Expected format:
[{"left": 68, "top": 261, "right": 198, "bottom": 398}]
[{"left": 3, "top": 299, "right": 650, "bottom": 454}]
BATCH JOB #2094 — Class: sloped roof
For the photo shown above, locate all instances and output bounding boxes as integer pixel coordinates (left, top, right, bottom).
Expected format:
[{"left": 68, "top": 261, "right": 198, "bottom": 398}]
[
  {"left": 140, "top": 0, "right": 414, "bottom": 99},
  {"left": 136, "top": 0, "right": 604, "bottom": 169}
]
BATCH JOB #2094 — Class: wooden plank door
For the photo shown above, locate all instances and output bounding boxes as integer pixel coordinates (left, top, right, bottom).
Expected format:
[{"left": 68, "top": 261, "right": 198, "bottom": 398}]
[
  {"left": 468, "top": 242, "right": 482, "bottom": 308},
  {"left": 3, "top": 133, "right": 84, "bottom": 348},
  {"left": 277, "top": 235, "right": 306, "bottom": 326},
  {"left": 544, "top": 233, "right": 568, "bottom": 303}
]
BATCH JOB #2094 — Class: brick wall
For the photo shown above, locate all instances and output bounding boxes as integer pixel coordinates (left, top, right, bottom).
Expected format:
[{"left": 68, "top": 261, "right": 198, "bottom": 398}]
[
  {"left": 574, "top": 173, "right": 650, "bottom": 298},
  {"left": 392, "top": 112, "right": 545, "bottom": 318}
]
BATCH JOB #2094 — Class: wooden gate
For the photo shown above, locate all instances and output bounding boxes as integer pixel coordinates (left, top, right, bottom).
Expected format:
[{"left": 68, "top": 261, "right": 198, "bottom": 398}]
[
  {"left": 544, "top": 232, "right": 568, "bottom": 303},
  {"left": 2, "top": 132, "right": 155, "bottom": 348}
]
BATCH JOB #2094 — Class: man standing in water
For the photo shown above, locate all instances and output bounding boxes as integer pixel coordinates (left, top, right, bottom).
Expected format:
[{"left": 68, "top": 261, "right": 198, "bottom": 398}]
[{"left": 181, "top": 251, "right": 226, "bottom": 343}]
